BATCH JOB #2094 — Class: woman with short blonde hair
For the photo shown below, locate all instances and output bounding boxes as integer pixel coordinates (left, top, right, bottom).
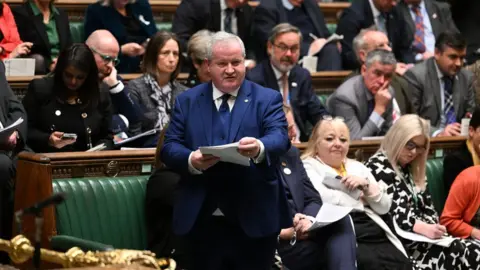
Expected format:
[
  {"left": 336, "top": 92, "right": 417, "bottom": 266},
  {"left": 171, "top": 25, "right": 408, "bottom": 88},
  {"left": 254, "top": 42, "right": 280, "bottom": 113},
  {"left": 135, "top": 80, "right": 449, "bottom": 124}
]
[
  {"left": 185, "top": 30, "right": 213, "bottom": 88},
  {"left": 365, "top": 114, "right": 480, "bottom": 269}
]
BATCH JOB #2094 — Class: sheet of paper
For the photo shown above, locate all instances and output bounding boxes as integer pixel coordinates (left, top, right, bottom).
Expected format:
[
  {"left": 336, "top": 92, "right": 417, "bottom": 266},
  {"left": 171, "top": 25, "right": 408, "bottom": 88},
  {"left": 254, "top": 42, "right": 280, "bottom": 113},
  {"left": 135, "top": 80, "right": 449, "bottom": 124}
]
[
  {"left": 0, "top": 117, "right": 23, "bottom": 142},
  {"left": 322, "top": 172, "right": 362, "bottom": 200},
  {"left": 309, "top": 203, "right": 352, "bottom": 231},
  {"left": 4, "top": 59, "right": 35, "bottom": 76},
  {"left": 361, "top": 136, "right": 385, "bottom": 141},
  {"left": 114, "top": 128, "right": 158, "bottom": 146},
  {"left": 121, "top": 147, "right": 156, "bottom": 151},
  {"left": 199, "top": 142, "right": 250, "bottom": 166},
  {"left": 308, "top": 33, "right": 344, "bottom": 56},
  {"left": 86, "top": 143, "right": 106, "bottom": 152},
  {"left": 393, "top": 220, "right": 455, "bottom": 247}
]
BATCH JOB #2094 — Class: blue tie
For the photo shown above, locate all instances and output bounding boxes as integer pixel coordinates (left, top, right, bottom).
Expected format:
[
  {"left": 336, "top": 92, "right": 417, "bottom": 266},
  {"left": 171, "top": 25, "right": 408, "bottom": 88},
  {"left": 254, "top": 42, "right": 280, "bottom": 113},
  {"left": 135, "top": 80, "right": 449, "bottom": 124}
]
[
  {"left": 224, "top": 8, "right": 233, "bottom": 34},
  {"left": 219, "top": 94, "right": 231, "bottom": 127},
  {"left": 443, "top": 76, "right": 456, "bottom": 124}
]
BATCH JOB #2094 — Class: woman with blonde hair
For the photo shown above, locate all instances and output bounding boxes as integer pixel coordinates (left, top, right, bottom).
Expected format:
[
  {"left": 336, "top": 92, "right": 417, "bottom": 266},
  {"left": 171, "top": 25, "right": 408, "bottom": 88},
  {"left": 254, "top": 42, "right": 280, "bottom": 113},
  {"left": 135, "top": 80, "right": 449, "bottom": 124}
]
[
  {"left": 302, "top": 116, "right": 415, "bottom": 270},
  {"left": 365, "top": 114, "right": 480, "bottom": 269},
  {"left": 185, "top": 29, "right": 213, "bottom": 88}
]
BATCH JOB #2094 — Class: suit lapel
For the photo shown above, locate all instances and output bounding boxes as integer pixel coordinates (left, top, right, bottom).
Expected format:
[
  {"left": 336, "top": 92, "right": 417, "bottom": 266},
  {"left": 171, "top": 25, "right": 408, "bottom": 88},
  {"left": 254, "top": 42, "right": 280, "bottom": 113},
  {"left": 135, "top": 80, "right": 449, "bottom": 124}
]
[
  {"left": 31, "top": 13, "right": 50, "bottom": 51},
  {"left": 278, "top": 155, "right": 299, "bottom": 211},
  {"left": 399, "top": 2, "right": 415, "bottom": 37},
  {"left": 236, "top": 8, "right": 245, "bottom": 40},
  {"left": 265, "top": 62, "right": 281, "bottom": 91},
  {"left": 452, "top": 75, "right": 463, "bottom": 118},
  {"left": 54, "top": 12, "right": 68, "bottom": 50},
  {"left": 229, "top": 81, "right": 252, "bottom": 142},
  {"left": 198, "top": 84, "right": 214, "bottom": 145},
  {"left": 210, "top": 0, "right": 221, "bottom": 31},
  {"left": 425, "top": 0, "right": 441, "bottom": 36},
  {"left": 427, "top": 59, "right": 442, "bottom": 115},
  {"left": 304, "top": 1, "right": 323, "bottom": 37},
  {"left": 129, "top": 4, "right": 152, "bottom": 37}
]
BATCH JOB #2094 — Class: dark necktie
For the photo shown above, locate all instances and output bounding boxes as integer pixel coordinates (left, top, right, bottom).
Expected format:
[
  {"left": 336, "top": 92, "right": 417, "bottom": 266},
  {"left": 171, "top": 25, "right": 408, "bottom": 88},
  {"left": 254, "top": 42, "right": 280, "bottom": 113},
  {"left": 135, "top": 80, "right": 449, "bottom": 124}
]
[
  {"left": 224, "top": 8, "right": 233, "bottom": 34},
  {"left": 367, "top": 99, "right": 375, "bottom": 116},
  {"left": 443, "top": 76, "right": 456, "bottom": 124},
  {"left": 219, "top": 94, "right": 231, "bottom": 126}
]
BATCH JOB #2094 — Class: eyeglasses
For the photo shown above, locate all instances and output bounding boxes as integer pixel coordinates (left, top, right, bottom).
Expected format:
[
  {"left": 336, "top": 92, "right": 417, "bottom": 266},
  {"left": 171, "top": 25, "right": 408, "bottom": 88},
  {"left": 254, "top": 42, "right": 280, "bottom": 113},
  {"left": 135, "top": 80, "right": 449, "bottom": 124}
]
[
  {"left": 322, "top": 115, "right": 345, "bottom": 122},
  {"left": 90, "top": 47, "right": 120, "bottom": 66},
  {"left": 273, "top": 43, "right": 300, "bottom": 54},
  {"left": 405, "top": 140, "right": 426, "bottom": 153}
]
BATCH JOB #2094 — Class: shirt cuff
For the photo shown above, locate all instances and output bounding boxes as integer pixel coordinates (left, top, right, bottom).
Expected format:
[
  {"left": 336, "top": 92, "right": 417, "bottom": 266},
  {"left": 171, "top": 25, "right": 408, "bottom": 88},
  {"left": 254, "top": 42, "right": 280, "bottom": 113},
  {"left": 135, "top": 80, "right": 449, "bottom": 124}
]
[
  {"left": 252, "top": 139, "right": 265, "bottom": 164},
  {"left": 188, "top": 152, "right": 203, "bottom": 175},
  {"left": 369, "top": 111, "right": 385, "bottom": 129},
  {"left": 432, "top": 129, "right": 443, "bottom": 137},
  {"left": 306, "top": 215, "right": 316, "bottom": 223},
  {"left": 109, "top": 81, "right": 124, "bottom": 94}
]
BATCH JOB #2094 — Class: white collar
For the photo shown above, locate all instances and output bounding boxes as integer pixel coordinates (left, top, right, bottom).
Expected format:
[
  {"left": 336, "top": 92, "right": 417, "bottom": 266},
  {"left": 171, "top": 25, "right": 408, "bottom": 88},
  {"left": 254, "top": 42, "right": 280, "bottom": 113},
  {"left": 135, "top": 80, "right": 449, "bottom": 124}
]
[
  {"left": 282, "top": 0, "right": 294, "bottom": 10},
  {"left": 220, "top": 0, "right": 227, "bottom": 11},
  {"left": 212, "top": 83, "right": 239, "bottom": 100},
  {"left": 271, "top": 63, "right": 291, "bottom": 80},
  {"left": 369, "top": 0, "right": 382, "bottom": 19}
]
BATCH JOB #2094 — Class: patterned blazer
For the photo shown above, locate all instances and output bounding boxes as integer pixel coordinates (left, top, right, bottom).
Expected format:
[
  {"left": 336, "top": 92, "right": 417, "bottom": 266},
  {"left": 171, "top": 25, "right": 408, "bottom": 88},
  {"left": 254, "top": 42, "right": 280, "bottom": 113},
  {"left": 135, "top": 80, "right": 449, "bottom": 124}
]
[{"left": 126, "top": 74, "right": 188, "bottom": 136}]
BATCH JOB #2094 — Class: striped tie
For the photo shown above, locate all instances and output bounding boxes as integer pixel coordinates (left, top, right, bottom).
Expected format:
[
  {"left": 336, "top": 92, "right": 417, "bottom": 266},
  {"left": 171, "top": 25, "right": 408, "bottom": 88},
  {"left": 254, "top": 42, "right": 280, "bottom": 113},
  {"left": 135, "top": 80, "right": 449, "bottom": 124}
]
[
  {"left": 443, "top": 76, "right": 456, "bottom": 124},
  {"left": 411, "top": 5, "right": 426, "bottom": 54}
]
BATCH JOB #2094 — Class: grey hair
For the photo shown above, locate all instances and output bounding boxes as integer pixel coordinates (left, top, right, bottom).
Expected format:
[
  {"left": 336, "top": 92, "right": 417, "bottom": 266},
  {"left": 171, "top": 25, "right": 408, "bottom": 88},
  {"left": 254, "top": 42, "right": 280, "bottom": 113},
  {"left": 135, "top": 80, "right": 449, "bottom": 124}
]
[
  {"left": 268, "top": 23, "right": 303, "bottom": 45},
  {"left": 353, "top": 26, "right": 379, "bottom": 62},
  {"left": 187, "top": 30, "right": 214, "bottom": 65},
  {"left": 365, "top": 49, "right": 397, "bottom": 68},
  {"left": 206, "top": 31, "right": 246, "bottom": 61}
]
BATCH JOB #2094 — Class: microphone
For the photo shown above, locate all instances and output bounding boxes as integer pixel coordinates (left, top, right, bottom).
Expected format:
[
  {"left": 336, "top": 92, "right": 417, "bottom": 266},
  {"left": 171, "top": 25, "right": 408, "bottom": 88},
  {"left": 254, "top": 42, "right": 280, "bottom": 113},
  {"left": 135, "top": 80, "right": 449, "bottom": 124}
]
[{"left": 15, "top": 193, "right": 67, "bottom": 217}]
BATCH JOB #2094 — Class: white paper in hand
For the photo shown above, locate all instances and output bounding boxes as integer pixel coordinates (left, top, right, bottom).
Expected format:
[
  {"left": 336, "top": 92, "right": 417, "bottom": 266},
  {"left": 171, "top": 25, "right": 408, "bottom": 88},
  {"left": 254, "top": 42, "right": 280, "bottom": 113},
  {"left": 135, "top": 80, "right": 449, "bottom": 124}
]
[
  {"left": 322, "top": 172, "right": 362, "bottom": 200},
  {"left": 393, "top": 220, "right": 455, "bottom": 247},
  {"left": 308, "top": 203, "right": 352, "bottom": 231},
  {"left": 199, "top": 142, "right": 250, "bottom": 166}
]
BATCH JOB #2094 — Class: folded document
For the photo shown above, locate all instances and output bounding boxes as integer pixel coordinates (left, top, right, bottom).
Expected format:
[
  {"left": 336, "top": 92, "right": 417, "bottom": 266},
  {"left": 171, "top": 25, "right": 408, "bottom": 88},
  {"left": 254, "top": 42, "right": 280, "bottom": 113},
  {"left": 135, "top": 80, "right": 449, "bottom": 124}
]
[
  {"left": 199, "top": 142, "right": 250, "bottom": 166},
  {"left": 308, "top": 203, "right": 353, "bottom": 231}
]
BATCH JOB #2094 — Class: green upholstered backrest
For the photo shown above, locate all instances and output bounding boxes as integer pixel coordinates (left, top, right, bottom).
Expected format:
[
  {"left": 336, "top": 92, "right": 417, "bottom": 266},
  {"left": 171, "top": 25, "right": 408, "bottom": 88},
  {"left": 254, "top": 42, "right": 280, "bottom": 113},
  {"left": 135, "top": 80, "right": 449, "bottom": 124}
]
[
  {"left": 426, "top": 158, "right": 445, "bottom": 214},
  {"left": 52, "top": 176, "right": 150, "bottom": 250},
  {"left": 70, "top": 22, "right": 85, "bottom": 43},
  {"left": 317, "top": 94, "right": 330, "bottom": 107},
  {"left": 156, "top": 22, "right": 172, "bottom": 31}
]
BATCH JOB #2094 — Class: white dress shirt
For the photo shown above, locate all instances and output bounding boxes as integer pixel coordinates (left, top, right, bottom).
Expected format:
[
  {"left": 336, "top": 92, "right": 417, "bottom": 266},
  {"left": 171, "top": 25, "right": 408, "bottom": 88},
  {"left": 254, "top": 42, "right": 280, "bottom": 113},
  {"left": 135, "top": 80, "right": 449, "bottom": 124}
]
[{"left": 220, "top": 0, "right": 238, "bottom": 35}]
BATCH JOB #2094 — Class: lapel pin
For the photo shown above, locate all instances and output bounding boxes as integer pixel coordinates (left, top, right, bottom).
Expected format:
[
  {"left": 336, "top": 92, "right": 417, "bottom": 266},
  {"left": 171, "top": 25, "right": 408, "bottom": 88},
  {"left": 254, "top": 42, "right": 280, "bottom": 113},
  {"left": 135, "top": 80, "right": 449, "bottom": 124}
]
[
  {"left": 432, "top": 13, "right": 437, "bottom": 19},
  {"left": 82, "top": 113, "right": 88, "bottom": 119},
  {"left": 291, "top": 82, "right": 297, "bottom": 87},
  {"left": 55, "top": 110, "right": 61, "bottom": 116},
  {"left": 283, "top": 168, "right": 291, "bottom": 175},
  {"left": 244, "top": 99, "right": 249, "bottom": 102},
  {"left": 281, "top": 161, "right": 287, "bottom": 167}
]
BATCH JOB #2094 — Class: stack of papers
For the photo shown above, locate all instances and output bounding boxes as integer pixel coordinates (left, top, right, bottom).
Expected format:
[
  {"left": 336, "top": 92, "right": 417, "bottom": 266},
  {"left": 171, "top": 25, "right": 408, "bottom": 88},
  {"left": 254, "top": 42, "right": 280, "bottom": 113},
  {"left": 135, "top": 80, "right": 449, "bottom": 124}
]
[
  {"left": 4, "top": 59, "right": 35, "bottom": 76},
  {"left": 309, "top": 203, "right": 353, "bottom": 231},
  {"left": 199, "top": 142, "right": 250, "bottom": 166}
]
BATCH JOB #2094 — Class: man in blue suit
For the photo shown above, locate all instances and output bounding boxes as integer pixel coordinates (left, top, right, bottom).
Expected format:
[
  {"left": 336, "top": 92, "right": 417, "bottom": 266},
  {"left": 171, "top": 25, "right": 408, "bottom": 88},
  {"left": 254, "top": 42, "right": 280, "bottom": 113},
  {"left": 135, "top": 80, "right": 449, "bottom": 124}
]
[
  {"left": 247, "top": 23, "right": 327, "bottom": 142},
  {"left": 161, "top": 31, "right": 292, "bottom": 270},
  {"left": 276, "top": 105, "right": 357, "bottom": 270}
]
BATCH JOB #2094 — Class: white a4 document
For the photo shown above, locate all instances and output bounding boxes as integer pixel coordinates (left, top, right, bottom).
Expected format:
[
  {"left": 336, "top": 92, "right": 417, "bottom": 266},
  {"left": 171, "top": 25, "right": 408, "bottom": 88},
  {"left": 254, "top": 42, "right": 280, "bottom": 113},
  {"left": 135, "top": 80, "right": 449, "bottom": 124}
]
[{"left": 199, "top": 142, "right": 250, "bottom": 166}]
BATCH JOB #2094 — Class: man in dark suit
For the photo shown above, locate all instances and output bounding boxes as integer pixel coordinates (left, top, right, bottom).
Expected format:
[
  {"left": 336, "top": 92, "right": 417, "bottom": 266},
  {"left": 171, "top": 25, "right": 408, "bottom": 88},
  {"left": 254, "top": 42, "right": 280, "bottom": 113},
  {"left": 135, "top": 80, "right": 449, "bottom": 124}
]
[
  {"left": 277, "top": 105, "right": 357, "bottom": 270},
  {"left": 336, "top": 0, "right": 414, "bottom": 70},
  {"left": 0, "top": 60, "right": 28, "bottom": 262},
  {"left": 405, "top": 31, "right": 475, "bottom": 137},
  {"left": 253, "top": 0, "right": 342, "bottom": 71},
  {"left": 327, "top": 49, "right": 396, "bottom": 139},
  {"left": 396, "top": 0, "right": 458, "bottom": 62},
  {"left": 443, "top": 106, "right": 480, "bottom": 197},
  {"left": 161, "top": 32, "right": 292, "bottom": 270},
  {"left": 247, "top": 23, "right": 327, "bottom": 142},
  {"left": 172, "top": 0, "right": 256, "bottom": 64}
]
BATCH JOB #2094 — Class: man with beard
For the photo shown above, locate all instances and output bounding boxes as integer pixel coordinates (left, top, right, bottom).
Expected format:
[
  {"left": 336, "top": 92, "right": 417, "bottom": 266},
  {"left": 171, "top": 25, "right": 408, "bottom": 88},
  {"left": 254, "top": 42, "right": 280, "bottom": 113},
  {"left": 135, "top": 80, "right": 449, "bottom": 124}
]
[
  {"left": 405, "top": 31, "right": 475, "bottom": 137},
  {"left": 85, "top": 30, "right": 141, "bottom": 136},
  {"left": 247, "top": 23, "right": 327, "bottom": 142},
  {"left": 327, "top": 49, "right": 396, "bottom": 140}
]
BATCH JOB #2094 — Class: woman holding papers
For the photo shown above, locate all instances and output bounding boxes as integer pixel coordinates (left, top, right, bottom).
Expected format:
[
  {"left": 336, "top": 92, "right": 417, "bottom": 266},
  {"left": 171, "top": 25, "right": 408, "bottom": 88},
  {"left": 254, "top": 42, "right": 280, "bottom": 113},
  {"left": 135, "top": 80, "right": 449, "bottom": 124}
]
[
  {"left": 302, "top": 117, "right": 415, "bottom": 270},
  {"left": 365, "top": 114, "right": 480, "bottom": 269},
  {"left": 126, "top": 31, "right": 187, "bottom": 147},
  {"left": 23, "top": 43, "right": 114, "bottom": 152}
]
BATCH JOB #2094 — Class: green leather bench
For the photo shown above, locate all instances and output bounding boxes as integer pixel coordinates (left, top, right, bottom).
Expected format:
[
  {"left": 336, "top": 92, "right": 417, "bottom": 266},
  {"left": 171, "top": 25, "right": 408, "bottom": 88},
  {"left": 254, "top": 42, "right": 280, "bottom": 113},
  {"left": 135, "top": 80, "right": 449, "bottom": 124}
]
[{"left": 426, "top": 158, "right": 446, "bottom": 214}]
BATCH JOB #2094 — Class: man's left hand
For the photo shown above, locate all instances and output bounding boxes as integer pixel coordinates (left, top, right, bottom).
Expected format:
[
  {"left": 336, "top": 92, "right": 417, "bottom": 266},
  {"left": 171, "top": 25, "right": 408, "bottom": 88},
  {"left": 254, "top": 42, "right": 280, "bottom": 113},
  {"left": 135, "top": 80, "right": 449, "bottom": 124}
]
[
  {"left": 293, "top": 213, "right": 312, "bottom": 240},
  {"left": 237, "top": 137, "right": 260, "bottom": 158},
  {"left": 3, "top": 131, "right": 17, "bottom": 150}
]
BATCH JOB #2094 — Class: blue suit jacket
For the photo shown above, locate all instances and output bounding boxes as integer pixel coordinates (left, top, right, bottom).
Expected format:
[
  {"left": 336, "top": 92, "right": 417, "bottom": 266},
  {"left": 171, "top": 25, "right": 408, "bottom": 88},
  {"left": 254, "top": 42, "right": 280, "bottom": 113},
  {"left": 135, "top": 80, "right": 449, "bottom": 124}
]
[
  {"left": 161, "top": 80, "right": 292, "bottom": 237},
  {"left": 84, "top": 0, "right": 157, "bottom": 72},
  {"left": 279, "top": 147, "right": 322, "bottom": 218},
  {"left": 247, "top": 60, "right": 327, "bottom": 141}
]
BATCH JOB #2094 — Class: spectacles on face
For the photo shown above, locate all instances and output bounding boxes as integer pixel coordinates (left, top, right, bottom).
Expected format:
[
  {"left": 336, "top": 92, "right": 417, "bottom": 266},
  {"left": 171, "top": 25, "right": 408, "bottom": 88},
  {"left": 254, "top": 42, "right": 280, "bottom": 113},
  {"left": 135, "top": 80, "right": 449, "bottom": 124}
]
[
  {"left": 91, "top": 47, "right": 120, "bottom": 66},
  {"left": 273, "top": 43, "right": 300, "bottom": 54},
  {"left": 322, "top": 115, "right": 345, "bottom": 122},
  {"left": 405, "top": 140, "right": 426, "bottom": 154}
]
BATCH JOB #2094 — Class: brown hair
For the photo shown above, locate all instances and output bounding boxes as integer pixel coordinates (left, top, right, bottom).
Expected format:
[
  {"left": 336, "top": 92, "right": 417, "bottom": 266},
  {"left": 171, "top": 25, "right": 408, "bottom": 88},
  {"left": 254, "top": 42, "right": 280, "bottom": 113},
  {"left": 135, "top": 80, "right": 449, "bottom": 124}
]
[{"left": 141, "top": 31, "right": 182, "bottom": 82}]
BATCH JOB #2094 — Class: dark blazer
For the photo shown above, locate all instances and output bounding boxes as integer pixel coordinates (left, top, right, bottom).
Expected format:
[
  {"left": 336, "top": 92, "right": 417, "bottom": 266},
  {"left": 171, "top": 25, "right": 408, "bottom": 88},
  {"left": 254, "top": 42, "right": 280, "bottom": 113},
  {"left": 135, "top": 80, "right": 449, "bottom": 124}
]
[
  {"left": 161, "top": 79, "right": 292, "bottom": 237},
  {"left": 279, "top": 146, "right": 321, "bottom": 217},
  {"left": 397, "top": 0, "right": 458, "bottom": 52},
  {"left": 172, "top": 0, "right": 254, "bottom": 59},
  {"left": 335, "top": 0, "right": 415, "bottom": 70},
  {"left": 253, "top": 0, "right": 331, "bottom": 62},
  {"left": 247, "top": 60, "right": 327, "bottom": 141},
  {"left": 0, "top": 61, "right": 27, "bottom": 153},
  {"left": 22, "top": 77, "right": 114, "bottom": 153},
  {"left": 84, "top": 0, "right": 157, "bottom": 72},
  {"left": 443, "top": 142, "right": 473, "bottom": 196},
  {"left": 12, "top": 2, "right": 72, "bottom": 71},
  {"left": 405, "top": 57, "right": 475, "bottom": 130},
  {"left": 448, "top": 0, "right": 480, "bottom": 64}
]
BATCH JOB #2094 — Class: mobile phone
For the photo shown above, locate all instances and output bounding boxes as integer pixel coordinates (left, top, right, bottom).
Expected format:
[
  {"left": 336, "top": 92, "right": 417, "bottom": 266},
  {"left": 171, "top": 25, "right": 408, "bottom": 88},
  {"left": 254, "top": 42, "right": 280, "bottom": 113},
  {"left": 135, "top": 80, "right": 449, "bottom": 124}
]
[{"left": 61, "top": 133, "right": 77, "bottom": 140}]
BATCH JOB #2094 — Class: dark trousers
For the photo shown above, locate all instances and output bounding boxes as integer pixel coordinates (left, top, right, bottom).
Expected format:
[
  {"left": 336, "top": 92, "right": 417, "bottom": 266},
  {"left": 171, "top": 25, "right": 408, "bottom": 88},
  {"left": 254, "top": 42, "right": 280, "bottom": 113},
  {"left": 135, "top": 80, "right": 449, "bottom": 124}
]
[
  {"left": 186, "top": 215, "right": 277, "bottom": 270},
  {"left": 0, "top": 153, "right": 16, "bottom": 264},
  {"left": 278, "top": 215, "right": 356, "bottom": 270},
  {"left": 315, "top": 42, "right": 343, "bottom": 71}
]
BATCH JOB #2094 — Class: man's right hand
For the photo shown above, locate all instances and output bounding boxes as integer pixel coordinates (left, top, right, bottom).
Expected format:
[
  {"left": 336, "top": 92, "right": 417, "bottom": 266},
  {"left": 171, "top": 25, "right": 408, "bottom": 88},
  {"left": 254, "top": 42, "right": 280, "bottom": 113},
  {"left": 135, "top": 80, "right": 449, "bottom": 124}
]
[
  {"left": 438, "top": 123, "right": 461, "bottom": 137},
  {"left": 373, "top": 83, "right": 392, "bottom": 115},
  {"left": 190, "top": 150, "right": 220, "bottom": 171},
  {"left": 103, "top": 66, "right": 119, "bottom": 87}
]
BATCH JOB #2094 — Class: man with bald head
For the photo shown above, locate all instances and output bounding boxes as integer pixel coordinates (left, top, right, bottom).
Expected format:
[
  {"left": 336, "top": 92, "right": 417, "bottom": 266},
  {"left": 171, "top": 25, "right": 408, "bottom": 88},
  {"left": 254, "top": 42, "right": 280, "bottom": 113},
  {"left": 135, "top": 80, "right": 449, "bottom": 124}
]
[{"left": 85, "top": 30, "right": 140, "bottom": 137}]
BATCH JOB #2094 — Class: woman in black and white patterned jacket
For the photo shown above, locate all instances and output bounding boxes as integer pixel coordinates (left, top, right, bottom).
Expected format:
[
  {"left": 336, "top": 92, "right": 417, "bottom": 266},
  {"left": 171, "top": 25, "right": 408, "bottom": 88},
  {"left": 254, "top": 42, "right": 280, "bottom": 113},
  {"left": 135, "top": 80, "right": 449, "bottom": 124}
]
[{"left": 365, "top": 114, "right": 480, "bottom": 270}]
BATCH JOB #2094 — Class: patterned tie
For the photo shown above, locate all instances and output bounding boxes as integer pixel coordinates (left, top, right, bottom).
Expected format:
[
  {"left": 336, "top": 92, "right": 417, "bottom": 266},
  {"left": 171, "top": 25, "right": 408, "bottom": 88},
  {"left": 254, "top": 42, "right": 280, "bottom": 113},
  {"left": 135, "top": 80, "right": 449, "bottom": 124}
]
[
  {"left": 219, "top": 94, "right": 231, "bottom": 126},
  {"left": 224, "top": 8, "right": 233, "bottom": 34},
  {"left": 411, "top": 5, "right": 426, "bottom": 54},
  {"left": 443, "top": 76, "right": 456, "bottom": 124},
  {"left": 281, "top": 73, "right": 290, "bottom": 105}
]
